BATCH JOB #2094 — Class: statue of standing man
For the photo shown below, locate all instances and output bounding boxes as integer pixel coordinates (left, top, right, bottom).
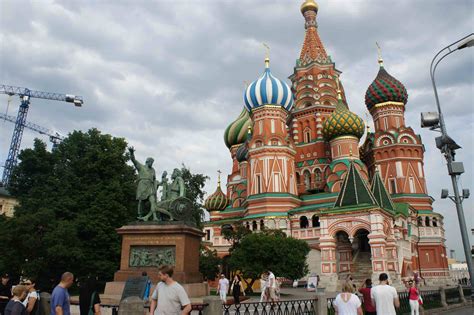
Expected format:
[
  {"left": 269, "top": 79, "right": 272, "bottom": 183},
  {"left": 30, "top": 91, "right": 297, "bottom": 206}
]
[{"left": 128, "top": 147, "right": 158, "bottom": 219}]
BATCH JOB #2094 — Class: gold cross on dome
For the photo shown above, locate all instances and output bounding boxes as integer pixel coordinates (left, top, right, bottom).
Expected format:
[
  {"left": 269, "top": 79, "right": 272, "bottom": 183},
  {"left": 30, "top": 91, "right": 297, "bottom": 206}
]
[
  {"left": 217, "top": 170, "right": 222, "bottom": 187},
  {"left": 376, "top": 42, "right": 384, "bottom": 66}
]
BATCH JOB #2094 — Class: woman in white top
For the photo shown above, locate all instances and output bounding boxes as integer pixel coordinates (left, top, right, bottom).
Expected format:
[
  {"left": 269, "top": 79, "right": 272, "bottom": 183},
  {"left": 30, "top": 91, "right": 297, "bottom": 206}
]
[
  {"left": 333, "top": 281, "right": 363, "bottom": 315},
  {"left": 22, "top": 278, "right": 39, "bottom": 314}
]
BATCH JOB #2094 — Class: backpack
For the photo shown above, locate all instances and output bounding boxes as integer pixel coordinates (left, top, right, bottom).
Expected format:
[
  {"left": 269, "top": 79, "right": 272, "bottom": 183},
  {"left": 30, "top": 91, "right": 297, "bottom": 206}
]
[{"left": 33, "top": 291, "right": 43, "bottom": 315}]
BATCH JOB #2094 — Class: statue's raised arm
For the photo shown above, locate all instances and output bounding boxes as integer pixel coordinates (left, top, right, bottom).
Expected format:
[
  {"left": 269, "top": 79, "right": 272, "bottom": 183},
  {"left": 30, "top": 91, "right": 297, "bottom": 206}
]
[{"left": 128, "top": 146, "right": 141, "bottom": 169}]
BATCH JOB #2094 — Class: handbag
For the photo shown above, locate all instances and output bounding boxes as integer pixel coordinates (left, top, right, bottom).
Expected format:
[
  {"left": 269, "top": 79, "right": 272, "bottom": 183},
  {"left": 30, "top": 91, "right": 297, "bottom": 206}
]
[
  {"left": 88, "top": 292, "right": 96, "bottom": 315},
  {"left": 418, "top": 295, "right": 423, "bottom": 305}
]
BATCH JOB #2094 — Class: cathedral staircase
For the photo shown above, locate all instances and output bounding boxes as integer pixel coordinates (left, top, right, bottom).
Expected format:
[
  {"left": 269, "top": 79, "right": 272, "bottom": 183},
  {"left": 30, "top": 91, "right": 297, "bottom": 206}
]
[{"left": 352, "top": 251, "right": 372, "bottom": 285}]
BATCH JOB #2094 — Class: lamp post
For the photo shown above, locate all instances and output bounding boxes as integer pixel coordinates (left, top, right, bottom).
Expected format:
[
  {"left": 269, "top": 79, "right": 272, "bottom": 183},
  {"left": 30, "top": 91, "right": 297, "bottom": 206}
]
[{"left": 421, "top": 33, "right": 474, "bottom": 299}]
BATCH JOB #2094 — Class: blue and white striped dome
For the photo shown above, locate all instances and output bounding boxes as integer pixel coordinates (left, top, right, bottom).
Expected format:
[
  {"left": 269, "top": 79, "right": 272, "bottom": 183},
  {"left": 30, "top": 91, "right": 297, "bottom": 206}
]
[{"left": 244, "top": 59, "right": 294, "bottom": 112}]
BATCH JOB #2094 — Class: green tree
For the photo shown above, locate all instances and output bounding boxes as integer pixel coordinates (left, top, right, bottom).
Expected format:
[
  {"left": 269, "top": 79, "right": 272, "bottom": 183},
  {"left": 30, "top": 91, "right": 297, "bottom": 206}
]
[
  {"left": 228, "top": 230, "right": 310, "bottom": 292},
  {"left": 1, "top": 129, "right": 136, "bottom": 289},
  {"left": 199, "top": 247, "right": 222, "bottom": 281},
  {"left": 221, "top": 221, "right": 251, "bottom": 252},
  {"left": 179, "top": 164, "right": 209, "bottom": 228}
]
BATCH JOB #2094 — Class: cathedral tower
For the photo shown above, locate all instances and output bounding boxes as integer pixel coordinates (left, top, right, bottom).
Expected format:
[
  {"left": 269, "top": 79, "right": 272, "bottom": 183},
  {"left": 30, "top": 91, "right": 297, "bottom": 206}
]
[
  {"left": 361, "top": 56, "right": 430, "bottom": 210},
  {"left": 244, "top": 57, "right": 299, "bottom": 214},
  {"left": 289, "top": 0, "right": 350, "bottom": 195}
]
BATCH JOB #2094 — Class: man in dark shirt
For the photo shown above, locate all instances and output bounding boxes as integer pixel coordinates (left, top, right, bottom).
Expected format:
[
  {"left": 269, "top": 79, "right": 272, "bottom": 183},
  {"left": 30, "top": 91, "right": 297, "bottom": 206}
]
[
  {"left": 0, "top": 274, "right": 12, "bottom": 314},
  {"left": 358, "top": 279, "right": 376, "bottom": 315}
]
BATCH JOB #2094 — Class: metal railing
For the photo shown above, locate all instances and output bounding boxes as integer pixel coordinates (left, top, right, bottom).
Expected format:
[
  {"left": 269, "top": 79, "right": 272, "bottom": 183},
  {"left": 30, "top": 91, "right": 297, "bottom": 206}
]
[
  {"left": 445, "top": 288, "right": 461, "bottom": 305},
  {"left": 223, "top": 299, "right": 317, "bottom": 315},
  {"left": 99, "top": 302, "right": 207, "bottom": 315}
]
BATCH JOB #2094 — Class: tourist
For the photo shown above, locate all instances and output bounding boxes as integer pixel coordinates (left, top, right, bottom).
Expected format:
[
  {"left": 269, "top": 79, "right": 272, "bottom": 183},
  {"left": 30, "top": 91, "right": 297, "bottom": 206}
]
[
  {"left": 346, "top": 274, "right": 356, "bottom": 292},
  {"left": 370, "top": 273, "right": 399, "bottom": 315},
  {"left": 407, "top": 280, "right": 420, "bottom": 315},
  {"left": 259, "top": 273, "right": 268, "bottom": 302},
  {"left": 0, "top": 273, "right": 12, "bottom": 315},
  {"left": 21, "top": 278, "right": 39, "bottom": 315},
  {"left": 217, "top": 274, "right": 229, "bottom": 304},
  {"left": 79, "top": 278, "right": 101, "bottom": 315},
  {"left": 4, "top": 285, "right": 27, "bottom": 315},
  {"left": 149, "top": 265, "right": 191, "bottom": 315},
  {"left": 358, "top": 279, "right": 375, "bottom": 315},
  {"left": 51, "top": 272, "right": 74, "bottom": 315},
  {"left": 333, "top": 281, "right": 363, "bottom": 315},
  {"left": 230, "top": 275, "right": 245, "bottom": 304},
  {"left": 142, "top": 272, "right": 152, "bottom": 302},
  {"left": 267, "top": 270, "right": 278, "bottom": 302}
]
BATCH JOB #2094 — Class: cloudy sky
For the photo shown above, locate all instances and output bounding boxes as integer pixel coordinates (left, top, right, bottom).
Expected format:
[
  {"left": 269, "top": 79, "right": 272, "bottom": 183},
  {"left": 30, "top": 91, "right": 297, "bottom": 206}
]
[{"left": 1, "top": 0, "right": 473, "bottom": 258}]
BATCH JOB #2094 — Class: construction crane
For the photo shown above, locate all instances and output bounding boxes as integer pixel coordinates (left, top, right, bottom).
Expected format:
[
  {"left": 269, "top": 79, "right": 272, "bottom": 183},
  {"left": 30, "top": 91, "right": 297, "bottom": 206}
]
[
  {"left": 1, "top": 84, "right": 83, "bottom": 186},
  {"left": 1, "top": 113, "right": 64, "bottom": 147}
]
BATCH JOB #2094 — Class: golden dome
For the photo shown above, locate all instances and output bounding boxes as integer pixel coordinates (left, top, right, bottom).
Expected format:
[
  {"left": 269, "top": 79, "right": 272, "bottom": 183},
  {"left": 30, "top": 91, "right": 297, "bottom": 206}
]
[{"left": 301, "top": 0, "right": 318, "bottom": 14}]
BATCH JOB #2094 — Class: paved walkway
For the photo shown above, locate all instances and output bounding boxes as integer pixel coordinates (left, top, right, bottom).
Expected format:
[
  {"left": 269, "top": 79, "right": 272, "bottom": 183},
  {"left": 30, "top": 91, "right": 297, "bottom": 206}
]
[{"left": 429, "top": 305, "right": 474, "bottom": 315}]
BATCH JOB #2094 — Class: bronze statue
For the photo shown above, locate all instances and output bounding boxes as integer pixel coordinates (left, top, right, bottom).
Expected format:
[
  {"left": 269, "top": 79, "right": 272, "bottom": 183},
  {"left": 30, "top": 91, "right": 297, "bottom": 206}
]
[
  {"left": 128, "top": 147, "right": 158, "bottom": 218},
  {"left": 128, "top": 147, "right": 196, "bottom": 224}
]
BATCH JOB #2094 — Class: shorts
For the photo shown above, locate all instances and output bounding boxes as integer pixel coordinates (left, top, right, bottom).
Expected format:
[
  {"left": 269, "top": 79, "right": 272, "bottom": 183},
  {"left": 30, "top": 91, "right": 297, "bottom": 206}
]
[{"left": 269, "top": 288, "right": 277, "bottom": 300}]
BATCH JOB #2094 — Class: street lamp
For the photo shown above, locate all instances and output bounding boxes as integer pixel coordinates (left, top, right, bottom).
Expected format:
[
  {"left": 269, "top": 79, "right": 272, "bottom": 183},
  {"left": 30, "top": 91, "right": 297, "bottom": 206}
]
[{"left": 421, "top": 33, "right": 474, "bottom": 299}]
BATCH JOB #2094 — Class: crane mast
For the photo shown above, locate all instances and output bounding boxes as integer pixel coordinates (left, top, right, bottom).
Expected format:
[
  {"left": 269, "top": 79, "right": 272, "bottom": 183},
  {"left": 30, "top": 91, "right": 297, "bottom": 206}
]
[{"left": 1, "top": 85, "right": 83, "bottom": 186}]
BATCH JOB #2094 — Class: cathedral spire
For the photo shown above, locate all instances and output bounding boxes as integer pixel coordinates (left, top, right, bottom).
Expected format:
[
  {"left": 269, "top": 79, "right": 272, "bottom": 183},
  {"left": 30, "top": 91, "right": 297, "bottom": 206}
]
[{"left": 299, "top": 0, "right": 328, "bottom": 66}]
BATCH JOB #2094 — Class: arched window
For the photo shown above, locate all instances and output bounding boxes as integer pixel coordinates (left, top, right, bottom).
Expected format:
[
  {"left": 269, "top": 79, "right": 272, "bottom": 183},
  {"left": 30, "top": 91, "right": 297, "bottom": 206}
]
[
  {"left": 260, "top": 219, "right": 265, "bottom": 230},
  {"left": 312, "top": 215, "right": 320, "bottom": 228},
  {"left": 304, "top": 128, "right": 312, "bottom": 143},
  {"left": 417, "top": 217, "right": 423, "bottom": 227},
  {"left": 315, "top": 169, "right": 322, "bottom": 184},
  {"left": 432, "top": 217, "right": 438, "bottom": 227},
  {"left": 304, "top": 170, "right": 311, "bottom": 190},
  {"left": 252, "top": 220, "right": 258, "bottom": 230},
  {"left": 246, "top": 222, "right": 250, "bottom": 230},
  {"left": 296, "top": 173, "right": 301, "bottom": 185},
  {"left": 300, "top": 216, "right": 309, "bottom": 229},
  {"left": 425, "top": 216, "right": 430, "bottom": 227}
]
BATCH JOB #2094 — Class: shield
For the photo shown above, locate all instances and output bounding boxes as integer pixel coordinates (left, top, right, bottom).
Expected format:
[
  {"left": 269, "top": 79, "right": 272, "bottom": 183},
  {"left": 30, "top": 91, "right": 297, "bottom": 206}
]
[{"left": 169, "top": 197, "right": 194, "bottom": 222}]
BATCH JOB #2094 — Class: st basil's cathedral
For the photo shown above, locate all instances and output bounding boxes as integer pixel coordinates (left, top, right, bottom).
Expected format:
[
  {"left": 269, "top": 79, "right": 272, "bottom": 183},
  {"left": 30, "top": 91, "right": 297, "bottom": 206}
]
[{"left": 203, "top": 0, "right": 450, "bottom": 290}]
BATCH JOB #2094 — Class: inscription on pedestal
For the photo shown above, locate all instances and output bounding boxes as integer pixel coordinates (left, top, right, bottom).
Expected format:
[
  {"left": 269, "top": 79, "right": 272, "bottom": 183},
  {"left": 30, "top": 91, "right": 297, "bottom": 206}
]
[{"left": 129, "top": 245, "right": 176, "bottom": 267}]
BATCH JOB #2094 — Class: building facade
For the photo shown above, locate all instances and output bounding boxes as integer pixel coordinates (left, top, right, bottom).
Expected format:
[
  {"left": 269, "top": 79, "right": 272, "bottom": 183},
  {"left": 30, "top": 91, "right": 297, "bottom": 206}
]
[
  {"left": 204, "top": 0, "right": 450, "bottom": 290},
  {"left": 0, "top": 187, "right": 17, "bottom": 217}
]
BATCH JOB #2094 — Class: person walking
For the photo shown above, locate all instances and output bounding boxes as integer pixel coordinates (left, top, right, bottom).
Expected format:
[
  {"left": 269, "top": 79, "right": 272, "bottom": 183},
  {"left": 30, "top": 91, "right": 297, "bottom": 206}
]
[
  {"left": 333, "top": 281, "right": 363, "bottom": 315},
  {"left": 407, "top": 280, "right": 420, "bottom": 315},
  {"left": 370, "top": 273, "right": 399, "bottom": 315},
  {"left": 358, "top": 279, "right": 376, "bottom": 315},
  {"left": 21, "top": 278, "right": 39, "bottom": 315},
  {"left": 142, "top": 272, "right": 152, "bottom": 302},
  {"left": 230, "top": 275, "right": 245, "bottom": 305},
  {"left": 51, "top": 272, "right": 74, "bottom": 315},
  {"left": 260, "top": 274, "right": 268, "bottom": 302},
  {"left": 4, "top": 285, "right": 27, "bottom": 315},
  {"left": 149, "top": 265, "right": 191, "bottom": 315},
  {"left": 0, "top": 274, "right": 12, "bottom": 315},
  {"left": 266, "top": 271, "right": 278, "bottom": 302},
  {"left": 79, "top": 278, "right": 101, "bottom": 315},
  {"left": 217, "top": 274, "right": 229, "bottom": 304}
]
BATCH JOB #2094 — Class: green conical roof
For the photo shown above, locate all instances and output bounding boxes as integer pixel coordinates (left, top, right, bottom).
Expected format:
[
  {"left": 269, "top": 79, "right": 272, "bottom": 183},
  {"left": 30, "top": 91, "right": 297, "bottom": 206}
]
[
  {"left": 335, "top": 161, "right": 377, "bottom": 207},
  {"left": 371, "top": 171, "right": 395, "bottom": 212}
]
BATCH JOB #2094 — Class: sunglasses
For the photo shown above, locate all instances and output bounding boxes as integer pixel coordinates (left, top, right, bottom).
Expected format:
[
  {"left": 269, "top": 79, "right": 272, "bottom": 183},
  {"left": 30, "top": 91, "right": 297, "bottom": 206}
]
[{"left": 23, "top": 282, "right": 32, "bottom": 285}]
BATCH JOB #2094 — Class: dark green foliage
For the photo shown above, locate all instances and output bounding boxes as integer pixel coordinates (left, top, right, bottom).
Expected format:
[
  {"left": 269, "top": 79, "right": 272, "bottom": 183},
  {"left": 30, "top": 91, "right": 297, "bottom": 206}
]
[
  {"left": 221, "top": 221, "right": 251, "bottom": 252},
  {"left": 1, "top": 129, "right": 136, "bottom": 289},
  {"left": 179, "top": 164, "right": 209, "bottom": 228},
  {"left": 228, "top": 230, "right": 310, "bottom": 292},
  {"left": 199, "top": 247, "right": 221, "bottom": 281}
]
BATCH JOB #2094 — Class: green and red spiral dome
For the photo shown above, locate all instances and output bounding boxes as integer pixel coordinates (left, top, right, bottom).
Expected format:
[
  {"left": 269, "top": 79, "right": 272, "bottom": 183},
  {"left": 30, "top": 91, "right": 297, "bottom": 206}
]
[
  {"left": 365, "top": 66, "right": 408, "bottom": 110},
  {"left": 204, "top": 185, "right": 229, "bottom": 212}
]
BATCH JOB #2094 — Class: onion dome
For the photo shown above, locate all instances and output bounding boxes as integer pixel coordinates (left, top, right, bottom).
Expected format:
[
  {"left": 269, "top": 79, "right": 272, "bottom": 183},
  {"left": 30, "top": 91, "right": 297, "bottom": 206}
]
[
  {"left": 322, "top": 89, "right": 365, "bottom": 141},
  {"left": 224, "top": 108, "right": 251, "bottom": 149},
  {"left": 204, "top": 172, "right": 229, "bottom": 212},
  {"left": 365, "top": 59, "right": 408, "bottom": 110},
  {"left": 301, "top": 0, "right": 318, "bottom": 14},
  {"left": 244, "top": 58, "right": 294, "bottom": 112},
  {"left": 236, "top": 143, "right": 249, "bottom": 162}
]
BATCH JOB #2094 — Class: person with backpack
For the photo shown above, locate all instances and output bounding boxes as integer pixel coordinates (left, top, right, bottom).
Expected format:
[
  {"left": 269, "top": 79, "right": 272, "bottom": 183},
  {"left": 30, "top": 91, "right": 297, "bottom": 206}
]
[
  {"left": 79, "top": 278, "right": 101, "bottom": 315},
  {"left": 21, "top": 279, "right": 39, "bottom": 315}
]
